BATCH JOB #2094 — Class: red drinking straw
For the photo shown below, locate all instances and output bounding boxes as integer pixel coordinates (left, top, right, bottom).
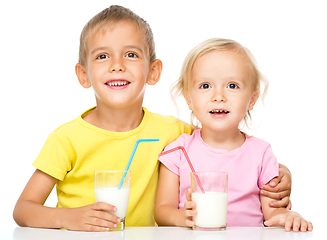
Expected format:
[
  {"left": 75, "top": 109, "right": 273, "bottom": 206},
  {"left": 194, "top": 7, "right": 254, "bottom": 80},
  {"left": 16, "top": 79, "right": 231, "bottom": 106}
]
[{"left": 159, "top": 146, "right": 205, "bottom": 193}]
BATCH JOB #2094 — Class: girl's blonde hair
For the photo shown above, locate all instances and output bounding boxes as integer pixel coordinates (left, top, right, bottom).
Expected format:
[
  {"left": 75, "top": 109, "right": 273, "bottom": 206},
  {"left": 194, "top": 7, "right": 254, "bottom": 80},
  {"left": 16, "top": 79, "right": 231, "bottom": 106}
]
[
  {"left": 78, "top": 5, "right": 156, "bottom": 67},
  {"left": 171, "top": 38, "right": 269, "bottom": 128}
]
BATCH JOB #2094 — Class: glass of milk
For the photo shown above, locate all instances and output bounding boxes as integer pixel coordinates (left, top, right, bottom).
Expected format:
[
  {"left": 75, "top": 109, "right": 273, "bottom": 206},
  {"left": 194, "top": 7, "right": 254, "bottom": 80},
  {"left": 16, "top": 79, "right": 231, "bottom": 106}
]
[
  {"left": 95, "top": 170, "right": 131, "bottom": 231},
  {"left": 191, "top": 171, "right": 228, "bottom": 231}
]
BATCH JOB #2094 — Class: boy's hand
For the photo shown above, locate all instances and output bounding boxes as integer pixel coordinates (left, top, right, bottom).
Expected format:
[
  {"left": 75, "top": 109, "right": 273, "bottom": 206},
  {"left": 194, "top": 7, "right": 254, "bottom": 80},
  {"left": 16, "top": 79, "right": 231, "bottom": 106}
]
[
  {"left": 264, "top": 211, "right": 313, "bottom": 232},
  {"left": 63, "top": 202, "right": 121, "bottom": 232},
  {"left": 184, "top": 188, "right": 196, "bottom": 227},
  {"left": 260, "top": 164, "right": 292, "bottom": 209}
]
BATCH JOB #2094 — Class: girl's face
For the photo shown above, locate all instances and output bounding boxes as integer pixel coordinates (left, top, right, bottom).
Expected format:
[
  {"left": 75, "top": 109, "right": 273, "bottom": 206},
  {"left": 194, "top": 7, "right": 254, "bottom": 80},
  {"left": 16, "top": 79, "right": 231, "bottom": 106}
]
[{"left": 185, "top": 49, "right": 259, "bottom": 134}]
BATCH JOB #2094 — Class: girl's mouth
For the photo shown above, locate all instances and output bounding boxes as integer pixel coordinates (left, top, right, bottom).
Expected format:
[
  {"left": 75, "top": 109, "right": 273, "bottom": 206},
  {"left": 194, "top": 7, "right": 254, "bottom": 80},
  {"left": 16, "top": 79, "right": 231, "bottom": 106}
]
[
  {"left": 209, "top": 109, "right": 230, "bottom": 114},
  {"left": 209, "top": 109, "right": 230, "bottom": 118}
]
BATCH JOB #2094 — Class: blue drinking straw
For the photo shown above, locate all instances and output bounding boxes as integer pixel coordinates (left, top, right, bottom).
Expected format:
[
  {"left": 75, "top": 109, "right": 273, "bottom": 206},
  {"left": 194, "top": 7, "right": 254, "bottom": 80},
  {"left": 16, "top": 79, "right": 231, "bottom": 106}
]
[{"left": 118, "top": 139, "right": 159, "bottom": 189}]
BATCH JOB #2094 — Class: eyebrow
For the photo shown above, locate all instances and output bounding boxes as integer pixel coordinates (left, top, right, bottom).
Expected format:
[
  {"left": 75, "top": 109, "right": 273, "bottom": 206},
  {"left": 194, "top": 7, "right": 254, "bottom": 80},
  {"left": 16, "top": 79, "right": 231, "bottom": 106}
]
[
  {"left": 125, "top": 45, "right": 144, "bottom": 53},
  {"left": 90, "top": 47, "right": 108, "bottom": 55},
  {"left": 90, "top": 45, "right": 144, "bottom": 55}
]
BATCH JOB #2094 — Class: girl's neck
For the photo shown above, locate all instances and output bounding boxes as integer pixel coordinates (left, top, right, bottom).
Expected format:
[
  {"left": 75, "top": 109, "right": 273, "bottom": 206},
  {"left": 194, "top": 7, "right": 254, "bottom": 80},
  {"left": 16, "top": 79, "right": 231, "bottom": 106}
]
[
  {"left": 82, "top": 103, "right": 144, "bottom": 132},
  {"left": 200, "top": 126, "right": 245, "bottom": 151}
]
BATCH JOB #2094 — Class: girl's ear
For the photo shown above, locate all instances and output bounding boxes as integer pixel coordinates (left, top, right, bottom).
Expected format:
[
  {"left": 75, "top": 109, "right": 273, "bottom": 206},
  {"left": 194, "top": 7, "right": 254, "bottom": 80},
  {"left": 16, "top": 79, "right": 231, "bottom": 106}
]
[
  {"left": 146, "top": 59, "right": 163, "bottom": 85},
  {"left": 248, "top": 91, "right": 259, "bottom": 111},
  {"left": 75, "top": 63, "right": 91, "bottom": 88},
  {"left": 183, "top": 93, "right": 193, "bottom": 111}
]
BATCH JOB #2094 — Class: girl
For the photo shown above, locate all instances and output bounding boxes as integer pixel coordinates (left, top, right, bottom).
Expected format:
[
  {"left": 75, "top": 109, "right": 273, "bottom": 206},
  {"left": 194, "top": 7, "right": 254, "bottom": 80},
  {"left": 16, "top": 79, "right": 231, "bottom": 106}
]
[{"left": 154, "top": 38, "right": 312, "bottom": 232}]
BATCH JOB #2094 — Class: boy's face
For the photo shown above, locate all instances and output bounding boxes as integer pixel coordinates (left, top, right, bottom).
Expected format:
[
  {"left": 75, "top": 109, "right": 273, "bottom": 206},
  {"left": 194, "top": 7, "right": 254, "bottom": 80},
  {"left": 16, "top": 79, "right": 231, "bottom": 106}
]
[{"left": 77, "top": 21, "right": 161, "bottom": 110}]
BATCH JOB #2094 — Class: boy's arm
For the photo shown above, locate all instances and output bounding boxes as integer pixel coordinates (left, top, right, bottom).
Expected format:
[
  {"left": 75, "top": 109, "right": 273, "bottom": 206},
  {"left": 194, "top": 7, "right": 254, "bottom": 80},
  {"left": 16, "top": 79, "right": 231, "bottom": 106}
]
[
  {"left": 261, "top": 186, "right": 313, "bottom": 232},
  {"left": 260, "top": 163, "right": 292, "bottom": 208},
  {"left": 13, "top": 169, "right": 120, "bottom": 231},
  {"left": 154, "top": 164, "right": 195, "bottom": 227}
]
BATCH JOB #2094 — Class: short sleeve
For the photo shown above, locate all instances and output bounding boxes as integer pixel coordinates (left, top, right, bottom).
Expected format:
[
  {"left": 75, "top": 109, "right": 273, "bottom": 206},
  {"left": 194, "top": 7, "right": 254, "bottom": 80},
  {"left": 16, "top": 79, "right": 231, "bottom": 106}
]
[
  {"left": 32, "top": 132, "right": 72, "bottom": 181},
  {"left": 258, "top": 144, "right": 279, "bottom": 187},
  {"left": 158, "top": 135, "right": 188, "bottom": 176}
]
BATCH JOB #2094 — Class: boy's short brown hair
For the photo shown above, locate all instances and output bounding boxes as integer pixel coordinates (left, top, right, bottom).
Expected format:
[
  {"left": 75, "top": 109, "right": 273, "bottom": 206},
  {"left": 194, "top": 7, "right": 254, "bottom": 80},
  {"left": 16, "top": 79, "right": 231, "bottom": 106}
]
[{"left": 78, "top": 5, "right": 156, "bottom": 67}]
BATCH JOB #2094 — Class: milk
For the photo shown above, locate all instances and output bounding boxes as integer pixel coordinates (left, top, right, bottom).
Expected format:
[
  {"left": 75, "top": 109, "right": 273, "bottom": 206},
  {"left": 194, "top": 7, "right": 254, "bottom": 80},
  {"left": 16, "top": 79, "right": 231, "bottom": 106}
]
[
  {"left": 192, "top": 191, "right": 228, "bottom": 228},
  {"left": 95, "top": 187, "right": 130, "bottom": 219}
]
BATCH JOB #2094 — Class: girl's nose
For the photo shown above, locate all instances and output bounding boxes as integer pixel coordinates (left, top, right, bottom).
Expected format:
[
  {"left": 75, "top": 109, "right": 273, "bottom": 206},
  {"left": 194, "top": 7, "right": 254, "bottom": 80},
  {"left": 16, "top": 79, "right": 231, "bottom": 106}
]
[{"left": 211, "top": 89, "right": 227, "bottom": 102}]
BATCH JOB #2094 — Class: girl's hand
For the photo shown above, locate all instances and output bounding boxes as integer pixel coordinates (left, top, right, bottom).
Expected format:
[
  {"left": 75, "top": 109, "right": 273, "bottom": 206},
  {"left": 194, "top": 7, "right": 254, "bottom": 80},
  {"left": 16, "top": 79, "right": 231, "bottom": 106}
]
[
  {"left": 184, "top": 188, "right": 197, "bottom": 227},
  {"left": 260, "top": 163, "right": 292, "bottom": 209},
  {"left": 264, "top": 211, "right": 313, "bottom": 232},
  {"left": 63, "top": 202, "right": 121, "bottom": 232}
]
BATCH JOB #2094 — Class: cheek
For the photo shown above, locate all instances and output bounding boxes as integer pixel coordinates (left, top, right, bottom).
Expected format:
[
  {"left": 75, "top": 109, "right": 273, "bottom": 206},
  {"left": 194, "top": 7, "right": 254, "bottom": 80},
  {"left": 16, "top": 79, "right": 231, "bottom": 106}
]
[{"left": 234, "top": 98, "right": 252, "bottom": 113}]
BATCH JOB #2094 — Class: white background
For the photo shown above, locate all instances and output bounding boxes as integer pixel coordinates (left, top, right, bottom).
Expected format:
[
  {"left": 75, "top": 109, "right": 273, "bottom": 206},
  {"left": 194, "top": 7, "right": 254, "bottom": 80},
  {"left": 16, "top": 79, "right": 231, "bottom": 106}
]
[{"left": 1, "top": 0, "right": 326, "bottom": 231}]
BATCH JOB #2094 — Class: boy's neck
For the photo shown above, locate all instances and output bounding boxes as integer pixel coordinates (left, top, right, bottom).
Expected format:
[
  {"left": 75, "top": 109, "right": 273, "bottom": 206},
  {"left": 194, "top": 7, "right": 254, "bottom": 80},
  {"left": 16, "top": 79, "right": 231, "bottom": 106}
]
[
  {"left": 83, "top": 104, "right": 144, "bottom": 132},
  {"left": 200, "top": 127, "right": 245, "bottom": 151}
]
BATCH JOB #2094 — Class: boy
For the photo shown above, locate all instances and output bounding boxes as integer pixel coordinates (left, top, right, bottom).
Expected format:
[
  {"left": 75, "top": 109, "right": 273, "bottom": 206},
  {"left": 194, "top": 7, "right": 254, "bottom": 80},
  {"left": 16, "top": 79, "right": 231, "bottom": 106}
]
[{"left": 13, "top": 5, "right": 291, "bottom": 232}]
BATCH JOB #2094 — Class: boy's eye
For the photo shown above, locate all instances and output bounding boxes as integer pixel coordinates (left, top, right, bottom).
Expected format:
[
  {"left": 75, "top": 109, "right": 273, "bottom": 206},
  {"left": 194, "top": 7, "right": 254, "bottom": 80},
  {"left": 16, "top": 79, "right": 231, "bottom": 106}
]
[
  {"left": 227, "top": 83, "right": 239, "bottom": 89},
  {"left": 96, "top": 54, "right": 108, "bottom": 60},
  {"left": 200, "top": 83, "right": 211, "bottom": 89},
  {"left": 126, "top": 52, "right": 138, "bottom": 58}
]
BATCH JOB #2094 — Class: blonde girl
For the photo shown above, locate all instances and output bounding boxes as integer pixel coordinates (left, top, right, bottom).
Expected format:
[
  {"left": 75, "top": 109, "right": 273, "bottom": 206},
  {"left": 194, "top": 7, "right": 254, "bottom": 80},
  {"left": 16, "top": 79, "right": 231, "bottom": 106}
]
[{"left": 155, "top": 38, "right": 312, "bottom": 232}]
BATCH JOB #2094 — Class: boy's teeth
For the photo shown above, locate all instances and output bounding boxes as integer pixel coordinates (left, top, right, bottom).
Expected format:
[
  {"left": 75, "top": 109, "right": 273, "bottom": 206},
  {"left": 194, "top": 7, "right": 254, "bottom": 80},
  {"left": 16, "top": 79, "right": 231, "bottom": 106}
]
[{"left": 107, "top": 81, "right": 128, "bottom": 86}]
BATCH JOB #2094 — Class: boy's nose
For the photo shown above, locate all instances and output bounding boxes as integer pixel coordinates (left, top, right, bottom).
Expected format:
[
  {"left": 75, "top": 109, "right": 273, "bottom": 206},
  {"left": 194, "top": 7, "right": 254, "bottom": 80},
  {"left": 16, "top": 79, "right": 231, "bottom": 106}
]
[{"left": 109, "top": 58, "right": 125, "bottom": 72}]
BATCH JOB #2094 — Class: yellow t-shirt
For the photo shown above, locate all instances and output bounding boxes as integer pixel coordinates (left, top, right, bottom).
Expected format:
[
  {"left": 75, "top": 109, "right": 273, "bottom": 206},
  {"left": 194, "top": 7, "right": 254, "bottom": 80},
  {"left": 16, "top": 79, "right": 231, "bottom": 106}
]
[{"left": 33, "top": 107, "right": 192, "bottom": 227}]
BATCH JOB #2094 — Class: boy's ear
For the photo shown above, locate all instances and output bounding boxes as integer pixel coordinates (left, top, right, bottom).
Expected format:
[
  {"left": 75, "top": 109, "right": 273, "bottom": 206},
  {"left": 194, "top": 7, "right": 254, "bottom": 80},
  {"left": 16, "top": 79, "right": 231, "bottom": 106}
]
[
  {"left": 248, "top": 91, "right": 259, "bottom": 111},
  {"left": 146, "top": 59, "right": 163, "bottom": 85},
  {"left": 75, "top": 63, "right": 91, "bottom": 88}
]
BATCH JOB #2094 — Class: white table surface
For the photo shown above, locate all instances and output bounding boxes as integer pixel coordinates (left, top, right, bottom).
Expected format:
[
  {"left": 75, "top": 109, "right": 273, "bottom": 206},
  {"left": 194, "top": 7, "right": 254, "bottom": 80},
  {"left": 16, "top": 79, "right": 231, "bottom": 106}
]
[{"left": 2, "top": 226, "right": 317, "bottom": 240}]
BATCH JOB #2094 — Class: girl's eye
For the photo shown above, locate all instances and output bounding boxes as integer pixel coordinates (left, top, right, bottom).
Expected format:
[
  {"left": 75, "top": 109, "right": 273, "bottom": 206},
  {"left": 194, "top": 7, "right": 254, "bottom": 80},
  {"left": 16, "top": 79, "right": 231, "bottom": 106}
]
[
  {"left": 200, "top": 83, "right": 211, "bottom": 89},
  {"left": 96, "top": 54, "right": 108, "bottom": 60},
  {"left": 126, "top": 52, "right": 138, "bottom": 58},
  {"left": 227, "top": 83, "right": 239, "bottom": 89}
]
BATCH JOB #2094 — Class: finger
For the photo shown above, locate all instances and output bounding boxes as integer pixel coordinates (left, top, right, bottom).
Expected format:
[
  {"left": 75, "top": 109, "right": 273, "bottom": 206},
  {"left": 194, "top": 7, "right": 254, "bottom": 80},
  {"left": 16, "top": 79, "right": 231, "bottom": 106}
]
[
  {"left": 286, "top": 200, "right": 292, "bottom": 210},
  {"left": 186, "top": 188, "right": 193, "bottom": 202},
  {"left": 94, "top": 208, "right": 121, "bottom": 223},
  {"left": 91, "top": 202, "right": 117, "bottom": 212},
  {"left": 260, "top": 189, "right": 290, "bottom": 201},
  {"left": 268, "top": 176, "right": 280, "bottom": 188},
  {"left": 292, "top": 217, "right": 301, "bottom": 232},
  {"left": 307, "top": 221, "right": 313, "bottom": 231},
  {"left": 284, "top": 215, "right": 293, "bottom": 232},
  {"left": 185, "top": 219, "right": 195, "bottom": 227},
  {"left": 269, "top": 196, "right": 290, "bottom": 208},
  {"left": 86, "top": 224, "right": 111, "bottom": 232},
  {"left": 261, "top": 176, "right": 292, "bottom": 195},
  {"left": 184, "top": 201, "right": 196, "bottom": 210},
  {"left": 300, "top": 220, "right": 308, "bottom": 232},
  {"left": 88, "top": 216, "right": 119, "bottom": 230},
  {"left": 264, "top": 214, "right": 284, "bottom": 227},
  {"left": 261, "top": 181, "right": 290, "bottom": 194},
  {"left": 185, "top": 209, "right": 197, "bottom": 217}
]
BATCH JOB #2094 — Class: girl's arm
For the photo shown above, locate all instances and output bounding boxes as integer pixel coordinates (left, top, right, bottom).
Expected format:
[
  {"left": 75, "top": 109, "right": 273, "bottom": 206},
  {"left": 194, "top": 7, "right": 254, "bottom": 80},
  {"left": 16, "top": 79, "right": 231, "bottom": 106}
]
[
  {"left": 154, "top": 164, "right": 195, "bottom": 227},
  {"left": 13, "top": 169, "right": 120, "bottom": 231},
  {"left": 260, "top": 185, "right": 313, "bottom": 232},
  {"left": 261, "top": 163, "right": 292, "bottom": 208}
]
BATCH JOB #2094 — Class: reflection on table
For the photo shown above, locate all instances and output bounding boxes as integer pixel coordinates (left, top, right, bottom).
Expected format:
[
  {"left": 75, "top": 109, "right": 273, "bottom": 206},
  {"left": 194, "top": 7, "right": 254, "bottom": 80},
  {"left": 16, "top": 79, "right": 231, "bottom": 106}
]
[{"left": 7, "top": 226, "right": 315, "bottom": 240}]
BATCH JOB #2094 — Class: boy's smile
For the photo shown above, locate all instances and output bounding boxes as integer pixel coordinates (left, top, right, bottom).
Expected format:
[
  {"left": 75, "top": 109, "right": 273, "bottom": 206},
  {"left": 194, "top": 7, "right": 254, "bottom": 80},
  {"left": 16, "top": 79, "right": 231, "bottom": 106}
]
[
  {"left": 105, "top": 79, "right": 131, "bottom": 89},
  {"left": 75, "top": 20, "right": 162, "bottom": 131},
  {"left": 77, "top": 20, "right": 156, "bottom": 111}
]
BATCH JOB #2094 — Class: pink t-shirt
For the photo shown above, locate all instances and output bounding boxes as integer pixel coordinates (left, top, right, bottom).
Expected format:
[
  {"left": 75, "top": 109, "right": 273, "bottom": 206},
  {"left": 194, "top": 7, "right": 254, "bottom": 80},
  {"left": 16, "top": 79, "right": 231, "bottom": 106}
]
[{"left": 158, "top": 129, "right": 279, "bottom": 227}]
